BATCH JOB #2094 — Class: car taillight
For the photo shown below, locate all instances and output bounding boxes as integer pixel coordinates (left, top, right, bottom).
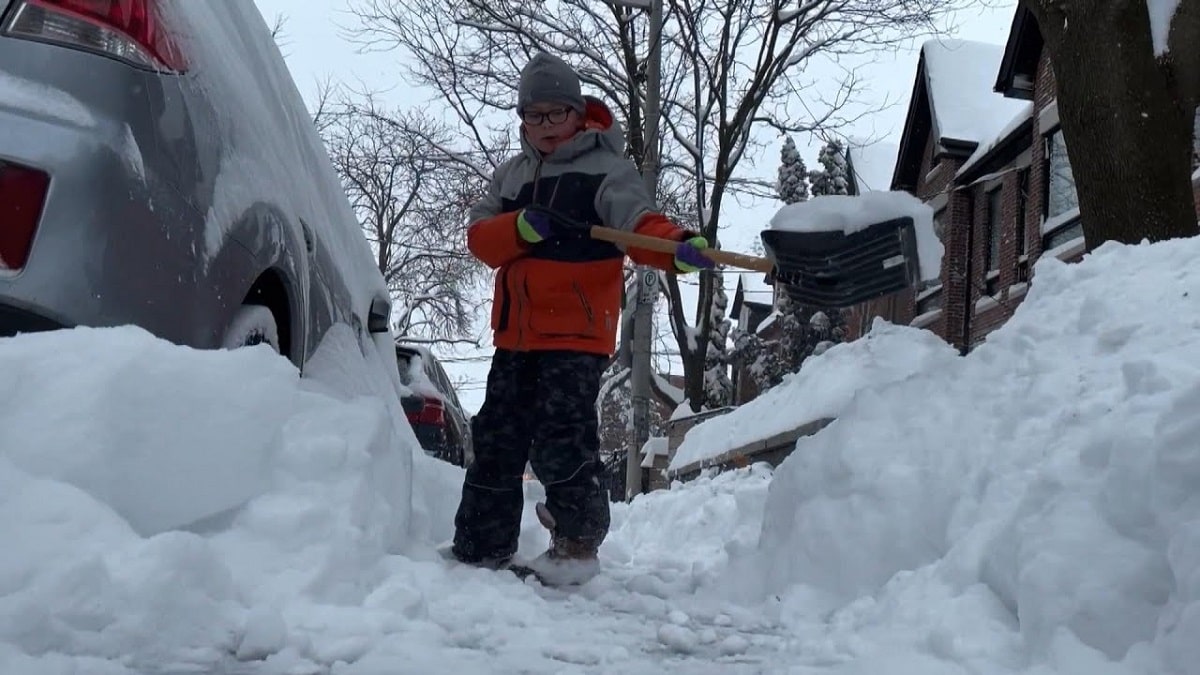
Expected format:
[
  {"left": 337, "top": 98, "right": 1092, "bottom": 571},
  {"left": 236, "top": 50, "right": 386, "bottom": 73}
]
[
  {"left": 0, "top": 162, "right": 50, "bottom": 271},
  {"left": 406, "top": 397, "right": 446, "bottom": 426},
  {"left": 2, "top": 0, "right": 186, "bottom": 73}
]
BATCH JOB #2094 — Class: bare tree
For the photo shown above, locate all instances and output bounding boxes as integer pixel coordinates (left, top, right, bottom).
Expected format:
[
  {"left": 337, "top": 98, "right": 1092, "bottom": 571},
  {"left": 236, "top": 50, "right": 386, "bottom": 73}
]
[
  {"left": 648, "top": 0, "right": 952, "bottom": 408},
  {"left": 346, "top": 0, "right": 959, "bottom": 408},
  {"left": 1019, "top": 0, "right": 1200, "bottom": 248},
  {"left": 268, "top": 12, "right": 289, "bottom": 50},
  {"left": 315, "top": 86, "right": 487, "bottom": 345}
]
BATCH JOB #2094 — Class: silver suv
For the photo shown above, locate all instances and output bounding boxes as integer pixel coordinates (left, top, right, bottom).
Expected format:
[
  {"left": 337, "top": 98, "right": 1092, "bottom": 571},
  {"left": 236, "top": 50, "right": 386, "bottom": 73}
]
[{"left": 0, "top": 0, "right": 392, "bottom": 367}]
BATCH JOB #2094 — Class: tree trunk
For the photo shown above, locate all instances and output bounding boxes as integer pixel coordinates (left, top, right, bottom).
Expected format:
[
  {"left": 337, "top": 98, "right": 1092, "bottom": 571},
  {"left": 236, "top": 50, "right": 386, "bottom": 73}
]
[{"left": 1026, "top": 0, "right": 1199, "bottom": 249}]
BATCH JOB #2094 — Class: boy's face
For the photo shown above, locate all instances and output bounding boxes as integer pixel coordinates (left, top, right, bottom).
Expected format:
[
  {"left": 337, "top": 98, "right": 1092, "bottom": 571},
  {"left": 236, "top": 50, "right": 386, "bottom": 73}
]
[{"left": 521, "top": 103, "right": 583, "bottom": 154}]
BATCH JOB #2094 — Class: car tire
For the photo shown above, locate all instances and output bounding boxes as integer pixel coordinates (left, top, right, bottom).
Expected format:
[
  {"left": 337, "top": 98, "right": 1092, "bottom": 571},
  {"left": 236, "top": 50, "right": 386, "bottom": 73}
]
[{"left": 221, "top": 304, "right": 281, "bottom": 353}]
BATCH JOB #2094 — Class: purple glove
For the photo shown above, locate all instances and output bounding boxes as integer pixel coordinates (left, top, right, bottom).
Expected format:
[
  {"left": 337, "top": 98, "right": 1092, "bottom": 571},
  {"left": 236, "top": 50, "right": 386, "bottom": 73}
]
[
  {"left": 675, "top": 235, "right": 714, "bottom": 272},
  {"left": 517, "top": 209, "right": 555, "bottom": 243}
]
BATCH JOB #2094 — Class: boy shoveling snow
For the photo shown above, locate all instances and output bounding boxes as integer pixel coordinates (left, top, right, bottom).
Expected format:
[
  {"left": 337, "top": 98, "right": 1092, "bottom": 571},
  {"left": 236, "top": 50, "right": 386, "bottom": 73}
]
[{"left": 446, "top": 51, "right": 713, "bottom": 586}]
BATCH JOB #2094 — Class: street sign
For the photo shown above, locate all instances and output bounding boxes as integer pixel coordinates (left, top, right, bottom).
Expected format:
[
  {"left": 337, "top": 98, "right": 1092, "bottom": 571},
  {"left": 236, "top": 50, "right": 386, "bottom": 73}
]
[{"left": 637, "top": 268, "right": 658, "bottom": 303}]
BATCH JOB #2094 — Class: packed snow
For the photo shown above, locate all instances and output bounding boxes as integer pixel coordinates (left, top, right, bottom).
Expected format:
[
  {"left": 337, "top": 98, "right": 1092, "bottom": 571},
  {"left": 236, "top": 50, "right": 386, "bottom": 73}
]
[
  {"left": 768, "top": 190, "right": 944, "bottom": 280},
  {"left": 5, "top": 232, "right": 1200, "bottom": 674}
]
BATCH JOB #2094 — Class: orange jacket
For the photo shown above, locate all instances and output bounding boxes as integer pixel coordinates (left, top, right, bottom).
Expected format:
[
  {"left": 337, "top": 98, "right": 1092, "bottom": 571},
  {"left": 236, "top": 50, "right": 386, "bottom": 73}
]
[{"left": 467, "top": 98, "right": 691, "bottom": 356}]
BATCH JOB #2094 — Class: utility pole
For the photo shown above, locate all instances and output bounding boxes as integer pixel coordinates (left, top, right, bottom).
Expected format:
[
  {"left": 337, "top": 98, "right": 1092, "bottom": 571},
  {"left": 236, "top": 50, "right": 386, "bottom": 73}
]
[{"left": 625, "top": 0, "right": 663, "bottom": 501}]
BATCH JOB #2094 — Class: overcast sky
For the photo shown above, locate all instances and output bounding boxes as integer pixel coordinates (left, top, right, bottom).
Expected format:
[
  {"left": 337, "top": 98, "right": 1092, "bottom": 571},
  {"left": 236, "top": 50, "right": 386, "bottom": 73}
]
[{"left": 250, "top": 0, "right": 1021, "bottom": 414}]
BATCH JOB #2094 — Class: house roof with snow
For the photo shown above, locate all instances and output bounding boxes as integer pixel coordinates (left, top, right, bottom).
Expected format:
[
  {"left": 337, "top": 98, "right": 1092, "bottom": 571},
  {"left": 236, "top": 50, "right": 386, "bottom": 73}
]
[
  {"left": 956, "top": 102, "right": 1034, "bottom": 182},
  {"left": 994, "top": 6, "right": 1043, "bottom": 100},
  {"left": 845, "top": 139, "right": 899, "bottom": 192},
  {"left": 892, "top": 39, "right": 1033, "bottom": 192},
  {"left": 731, "top": 272, "right": 774, "bottom": 323}
]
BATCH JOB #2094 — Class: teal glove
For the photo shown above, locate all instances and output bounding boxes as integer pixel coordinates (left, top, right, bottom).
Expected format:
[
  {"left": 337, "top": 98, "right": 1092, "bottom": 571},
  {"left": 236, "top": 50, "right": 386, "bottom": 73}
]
[{"left": 675, "top": 235, "right": 715, "bottom": 273}]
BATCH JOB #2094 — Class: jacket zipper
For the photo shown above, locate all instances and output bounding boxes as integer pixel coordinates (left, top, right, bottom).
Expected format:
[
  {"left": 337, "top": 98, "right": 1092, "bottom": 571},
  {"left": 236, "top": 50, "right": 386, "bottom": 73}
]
[
  {"left": 500, "top": 158, "right": 543, "bottom": 335},
  {"left": 531, "top": 160, "right": 544, "bottom": 204},
  {"left": 510, "top": 158, "right": 546, "bottom": 348}
]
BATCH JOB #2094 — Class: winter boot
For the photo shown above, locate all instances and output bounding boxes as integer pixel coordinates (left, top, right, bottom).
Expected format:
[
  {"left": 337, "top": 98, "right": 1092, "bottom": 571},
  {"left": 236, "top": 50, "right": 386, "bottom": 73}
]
[
  {"left": 437, "top": 541, "right": 513, "bottom": 571},
  {"left": 525, "top": 502, "right": 601, "bottom": 586}
]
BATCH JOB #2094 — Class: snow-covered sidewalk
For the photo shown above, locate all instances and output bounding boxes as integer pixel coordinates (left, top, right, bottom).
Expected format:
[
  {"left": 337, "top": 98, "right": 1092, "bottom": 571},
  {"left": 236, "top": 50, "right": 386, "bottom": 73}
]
[{"left": 4, "top": 234, "right": 1200, "bottom": 674}]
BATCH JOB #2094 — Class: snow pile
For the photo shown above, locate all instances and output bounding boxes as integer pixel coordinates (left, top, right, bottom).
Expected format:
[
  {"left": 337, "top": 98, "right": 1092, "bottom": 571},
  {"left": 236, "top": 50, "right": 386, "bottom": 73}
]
[
  {"left": 0, "top": 323, "right": 780, "bottom": 674},
  {"left": 5, "top": 232, "right": 1200, "bottom": 674},
  {"left": 0, "top": 326, "right": 300, "bottom": 535},
  {"left": 0, "top": 326, "right": 416, "bottom": 673},
  {"left": 736, "top": 235, "right": 1200, "bottom": 673},
  {"left": 768, "top": 190, "right": 943, "bottom": 280},
  {"left": 670, "top": 319, "right": 957, "bottom": 471}
]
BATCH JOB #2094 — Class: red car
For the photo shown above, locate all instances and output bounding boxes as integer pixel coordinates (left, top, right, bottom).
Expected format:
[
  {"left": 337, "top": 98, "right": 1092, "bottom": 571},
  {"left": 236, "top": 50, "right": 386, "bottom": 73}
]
[{"left": 395, "top": 344, "right": 473, "bottom": 467}]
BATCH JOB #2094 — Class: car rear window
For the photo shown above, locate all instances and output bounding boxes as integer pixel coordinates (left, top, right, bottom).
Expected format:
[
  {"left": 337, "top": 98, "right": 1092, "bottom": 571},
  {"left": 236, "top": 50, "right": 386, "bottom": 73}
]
[{"left": 395, "top": 352, "right": 415, "bottom": 385}]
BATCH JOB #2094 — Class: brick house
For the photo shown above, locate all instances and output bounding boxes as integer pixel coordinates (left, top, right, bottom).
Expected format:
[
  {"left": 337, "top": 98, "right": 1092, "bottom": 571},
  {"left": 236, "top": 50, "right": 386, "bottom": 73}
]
[
  {"left": 881, "top": 37, "right": 1034, "bottom": 350},
  {"left": 866, "top": 11, "right": 1200, "bottom": 351},
  {"left": 729, "top": 8, "right": 1200, "bottom": 408},
  {"left": 729, "top": 271, "right": 778, "bottom": 403}
]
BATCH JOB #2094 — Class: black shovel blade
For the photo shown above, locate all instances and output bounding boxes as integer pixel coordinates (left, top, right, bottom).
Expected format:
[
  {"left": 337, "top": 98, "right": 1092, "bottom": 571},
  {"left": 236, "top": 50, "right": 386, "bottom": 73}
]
[{"left": 760, "top": 216, "right": 920, "bottom": 310}]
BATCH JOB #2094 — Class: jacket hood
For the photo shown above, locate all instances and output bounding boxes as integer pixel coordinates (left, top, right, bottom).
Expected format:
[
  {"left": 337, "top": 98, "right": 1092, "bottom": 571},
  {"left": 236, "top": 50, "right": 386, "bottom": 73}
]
[{"left": 520, "top": 95, "right": 626, "bottom": 163}]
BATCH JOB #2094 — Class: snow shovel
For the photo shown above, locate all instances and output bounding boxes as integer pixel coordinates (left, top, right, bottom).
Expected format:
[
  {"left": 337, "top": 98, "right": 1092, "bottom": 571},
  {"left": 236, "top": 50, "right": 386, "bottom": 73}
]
[
  {"left": 588, "top": 225, "right": 775, "bottom": 274},
  {"left": 527, "top": 206, "right": 922, "bottom": 309},
  {"left": 589, "top": 218, "right": 920, "bottom": 310},
  {"left": 758, "top": 216, "right": 921, "bottom": 308}
]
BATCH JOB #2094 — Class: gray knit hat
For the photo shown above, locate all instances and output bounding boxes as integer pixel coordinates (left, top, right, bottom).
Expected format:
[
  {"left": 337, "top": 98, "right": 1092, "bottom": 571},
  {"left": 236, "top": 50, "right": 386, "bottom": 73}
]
[{"left": 517, "top": 52, "right": 585, "bottom": 114}]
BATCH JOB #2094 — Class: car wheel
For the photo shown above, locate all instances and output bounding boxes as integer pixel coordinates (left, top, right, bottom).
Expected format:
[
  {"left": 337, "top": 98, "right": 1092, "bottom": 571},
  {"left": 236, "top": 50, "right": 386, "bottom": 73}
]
[{"left": 221, "top": 304, "right": 280, "bottom": 353}]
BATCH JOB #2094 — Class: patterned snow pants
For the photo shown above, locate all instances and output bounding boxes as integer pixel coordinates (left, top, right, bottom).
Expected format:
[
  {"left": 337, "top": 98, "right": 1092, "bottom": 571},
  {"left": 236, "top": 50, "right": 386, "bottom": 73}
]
[{"left": 452, "top": 348, "right": 610, "bottom": 563}]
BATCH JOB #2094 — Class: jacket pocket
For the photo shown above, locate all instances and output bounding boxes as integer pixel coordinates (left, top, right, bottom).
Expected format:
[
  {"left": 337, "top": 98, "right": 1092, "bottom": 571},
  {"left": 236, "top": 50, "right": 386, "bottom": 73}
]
[{"left": 525, "top": 277, "right": 597, "bottom": 339}]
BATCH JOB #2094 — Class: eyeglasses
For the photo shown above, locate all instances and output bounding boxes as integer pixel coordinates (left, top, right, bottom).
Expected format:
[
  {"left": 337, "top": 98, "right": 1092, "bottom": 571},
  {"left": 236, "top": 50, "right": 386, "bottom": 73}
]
[{"left": 521, "top": 108, "right": 572, "bottom": 126}]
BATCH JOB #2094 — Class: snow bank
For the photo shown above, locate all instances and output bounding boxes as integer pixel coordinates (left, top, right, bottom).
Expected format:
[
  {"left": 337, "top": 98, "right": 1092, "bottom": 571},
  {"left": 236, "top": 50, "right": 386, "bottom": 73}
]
[
  {"left": 669, "top": 321, "right": 958, "bottom": 471},
  {"left": 0, "top": 326, "right": 416, "bottom": 673},
  {"left": 0, "top": 326, "right": 298, "bottom": 535},
  {"left": 768, "top": 190, "right": 943, "bottom": 280},
  {"left": 743, "top": 235, "right": 1200, "bottom": 673}
]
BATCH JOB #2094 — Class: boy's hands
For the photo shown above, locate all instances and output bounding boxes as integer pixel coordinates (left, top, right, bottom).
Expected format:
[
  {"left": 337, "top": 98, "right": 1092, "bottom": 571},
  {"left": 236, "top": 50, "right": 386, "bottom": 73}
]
[
  {"left": 516, "top": 206, "right": 589, "bottom": 243},
  {"left": 516, "top": 209, "right": 555, "bottom": 243},
  {"left": 516, "top": 207, "right": 713, "bottom": 274},
  {"left": 675, "top": 235, "right": 715, "bottom": 273}
]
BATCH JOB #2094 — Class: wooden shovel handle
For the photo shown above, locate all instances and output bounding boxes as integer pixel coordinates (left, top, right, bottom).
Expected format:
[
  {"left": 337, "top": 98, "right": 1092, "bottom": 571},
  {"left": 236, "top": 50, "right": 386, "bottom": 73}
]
[{"left": 588, "top": 225, "right": 775, "bottom": 274}]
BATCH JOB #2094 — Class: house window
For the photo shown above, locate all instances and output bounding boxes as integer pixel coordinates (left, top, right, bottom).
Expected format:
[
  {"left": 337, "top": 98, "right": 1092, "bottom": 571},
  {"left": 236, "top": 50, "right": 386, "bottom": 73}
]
[
  {"left": 916, "top": 284, "right": 943, "bottom": 314},
  {"left": 1044, "top": 220, "right": 1085, "bottom": 251},
  {"left": 1193, "top": 110, "right": 1199, "bottom": 171},
  {"left": 932, "top": 208, "right": 946, "bottom": 241},
  {"left": 1045, "top": 128, "right": 1079, "bottom": 220},
  {"left": 1016, "top": 168, "right": 1029, "bottom": 257},
  {"left": 985, "top": 189, "right": 1002, "bottom": 273}
]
